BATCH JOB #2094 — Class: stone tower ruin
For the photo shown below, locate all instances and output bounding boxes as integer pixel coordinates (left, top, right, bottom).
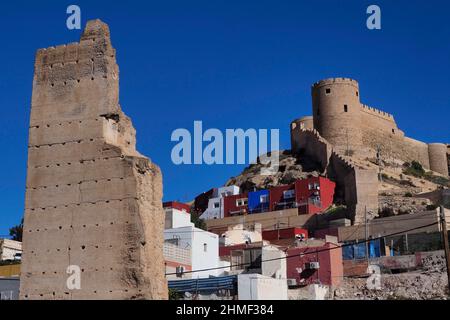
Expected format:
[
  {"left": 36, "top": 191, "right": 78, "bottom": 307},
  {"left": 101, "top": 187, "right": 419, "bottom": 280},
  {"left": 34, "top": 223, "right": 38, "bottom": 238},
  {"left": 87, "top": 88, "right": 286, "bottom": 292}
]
[{"left": 20, "top": 20, "right": 167, "bottom": 299}]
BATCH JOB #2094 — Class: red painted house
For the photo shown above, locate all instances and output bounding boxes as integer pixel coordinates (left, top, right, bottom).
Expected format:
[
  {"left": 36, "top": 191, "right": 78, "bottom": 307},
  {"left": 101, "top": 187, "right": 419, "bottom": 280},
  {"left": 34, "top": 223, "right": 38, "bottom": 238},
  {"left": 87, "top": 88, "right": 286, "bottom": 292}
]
[
  {"left": 270, "top": 177, "right": 335, "bottom": 214},
  {"left": 268, "top": 184, "right": 296, "bottom": 211},
  {"left": 262, "top": 227, "right": 308, "bottom": 241},
  {"left": 223, "top": 193, "right": 248, "bottom": 217},
  {"left": 286, "top": 242, "right": 343, "bottom": 287}
]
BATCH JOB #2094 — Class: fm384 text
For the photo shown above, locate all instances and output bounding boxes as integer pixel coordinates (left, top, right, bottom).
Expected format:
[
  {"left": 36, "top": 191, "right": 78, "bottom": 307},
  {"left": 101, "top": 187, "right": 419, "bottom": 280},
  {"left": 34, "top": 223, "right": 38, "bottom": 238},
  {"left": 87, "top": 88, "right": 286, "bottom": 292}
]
[{"left": 220, "top": 304, "right": 274, "bottom": 315}]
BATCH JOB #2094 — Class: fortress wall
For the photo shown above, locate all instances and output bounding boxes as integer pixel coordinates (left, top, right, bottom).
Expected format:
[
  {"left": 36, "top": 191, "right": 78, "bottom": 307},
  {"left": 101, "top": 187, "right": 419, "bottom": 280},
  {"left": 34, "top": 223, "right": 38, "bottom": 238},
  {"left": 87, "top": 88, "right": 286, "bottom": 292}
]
[
  {"left": 20, "top": 20, "right": 167, "bottom": 300},
  {"left": 291, "top": 126, "right": 379, "bottom": 224},
  {"left": 353, "top": 168, "right": 379, "bottom": 224},
  {"left": 359, "top": 105, "right": 431, "bottom": 168},
  {"left": 327, "top": 153, "right": 378, "bottom": 225},
  {"left": 403, "top": 137, "right": 431, "bottom": 169},
  {"left": 361, "top": 104, "right": 397, "bottom": 124},
  {"left": 290, "top": 128, "right": 332, "bottom": 173}
]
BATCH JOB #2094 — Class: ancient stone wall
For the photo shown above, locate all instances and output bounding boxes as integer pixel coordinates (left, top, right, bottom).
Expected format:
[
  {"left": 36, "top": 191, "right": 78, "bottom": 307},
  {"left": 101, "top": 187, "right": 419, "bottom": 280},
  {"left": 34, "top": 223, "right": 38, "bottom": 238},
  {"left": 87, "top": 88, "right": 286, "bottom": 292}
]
[
  {"left": 289, "top": 128, "right": 379, "bottom": 224},
  {"left": 20, "top": 20, "right": 167, "bottom": 300},
  {"left": 327, "top": 153, "right": 379, "bottom": 224},
  {"left": 290, "top": 128, "right": 332, "bottom": 173}
]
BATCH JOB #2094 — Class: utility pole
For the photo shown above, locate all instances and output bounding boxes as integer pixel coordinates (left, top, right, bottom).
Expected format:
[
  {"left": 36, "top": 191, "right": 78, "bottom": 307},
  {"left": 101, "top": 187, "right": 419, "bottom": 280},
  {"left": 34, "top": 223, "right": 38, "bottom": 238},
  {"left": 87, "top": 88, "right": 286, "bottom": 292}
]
[
  {"left": 439, "top": 206, "right": 450, "bottom": 296},
  {"left": 365, "top": 206, "right": 369, "bottom": 263}
]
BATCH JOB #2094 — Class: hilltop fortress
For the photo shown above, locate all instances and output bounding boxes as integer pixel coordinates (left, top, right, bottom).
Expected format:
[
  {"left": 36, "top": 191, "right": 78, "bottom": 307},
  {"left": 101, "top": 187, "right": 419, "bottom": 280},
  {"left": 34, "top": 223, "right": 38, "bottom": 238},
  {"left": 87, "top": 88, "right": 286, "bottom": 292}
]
[
  {"left": 289, "top": 78, "right": 449, "bottom": 224},
  {"left": 291, "top": 78, "right": 449, "bottom": 177}
]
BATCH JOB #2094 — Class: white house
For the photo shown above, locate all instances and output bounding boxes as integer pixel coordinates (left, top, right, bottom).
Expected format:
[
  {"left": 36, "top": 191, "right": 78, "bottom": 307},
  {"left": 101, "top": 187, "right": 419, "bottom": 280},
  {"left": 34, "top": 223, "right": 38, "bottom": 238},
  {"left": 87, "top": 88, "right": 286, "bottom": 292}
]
[
  {"left": 163, "top": 201, "right": 221, "bottom": 279},
  {"left": 200, "top": 185, "right": 240, "bottom": 220},
  {"left": 164, "top": 226, "right": 220, "bottom": 279}
]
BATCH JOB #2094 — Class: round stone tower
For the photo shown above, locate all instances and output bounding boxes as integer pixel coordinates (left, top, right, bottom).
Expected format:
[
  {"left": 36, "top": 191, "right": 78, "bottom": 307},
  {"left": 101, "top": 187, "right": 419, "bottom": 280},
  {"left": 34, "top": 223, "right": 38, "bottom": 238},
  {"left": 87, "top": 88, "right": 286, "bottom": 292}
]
[
  {"left": 428, "top": 143, "right": 449, "bottom": 176},
  {"left": 311, "top": 78, "right": 363, "bottom": 155},
  {"left": 291, "top": 116, "right": 314, "bottom": 131},
  {"left": 290, "top": 116, "right": 314, "bottom": 154}
]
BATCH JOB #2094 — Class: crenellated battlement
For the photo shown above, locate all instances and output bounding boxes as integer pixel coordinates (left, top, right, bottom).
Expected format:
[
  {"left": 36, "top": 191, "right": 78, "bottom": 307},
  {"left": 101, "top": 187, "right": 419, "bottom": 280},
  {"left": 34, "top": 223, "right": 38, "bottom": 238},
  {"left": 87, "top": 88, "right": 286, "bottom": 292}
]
[
  {"left": 312, "top": 77, "right": 359, "bottom": 90},
  {"left": 361, "top": 104, "right": 395, "bottom": 122}
]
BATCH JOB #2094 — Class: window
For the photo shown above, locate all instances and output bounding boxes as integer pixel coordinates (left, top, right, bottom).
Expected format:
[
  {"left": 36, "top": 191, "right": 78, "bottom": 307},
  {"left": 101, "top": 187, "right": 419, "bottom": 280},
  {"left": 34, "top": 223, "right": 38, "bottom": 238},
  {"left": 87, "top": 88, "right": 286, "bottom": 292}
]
[
  {"left": 356, "top": 91, "right": 359, "bottom": 97},
  {"left": 236, "top": 198, "right": 248, "bottom": 207},
  {"left": 283, "top": 190, "right": 295, "bottom": 199},
  {"left": 260, "top": 194, "right": 269, "bottom": 203},
  {"left": 392, "top": 129, "right": 395, "bottom": 134},
  {"left": 344, "top": 105, "right": 348, "bottom": 112},
  {"left": 213, "top": 202, "right": 220, "bottom": 208},
  {"left": 203, "top": 243, "right": 207, "bottom": 252},
  {"left": 325, "top": 88, "right": 331, "bottom": 94}
]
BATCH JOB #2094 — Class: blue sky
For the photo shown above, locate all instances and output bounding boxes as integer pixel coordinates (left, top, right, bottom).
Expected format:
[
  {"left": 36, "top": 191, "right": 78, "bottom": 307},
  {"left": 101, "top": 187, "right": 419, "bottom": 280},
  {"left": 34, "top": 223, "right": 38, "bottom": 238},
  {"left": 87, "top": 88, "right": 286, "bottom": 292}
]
[{"left": 0, "top": 0, "right": 449, "bottom": 236}]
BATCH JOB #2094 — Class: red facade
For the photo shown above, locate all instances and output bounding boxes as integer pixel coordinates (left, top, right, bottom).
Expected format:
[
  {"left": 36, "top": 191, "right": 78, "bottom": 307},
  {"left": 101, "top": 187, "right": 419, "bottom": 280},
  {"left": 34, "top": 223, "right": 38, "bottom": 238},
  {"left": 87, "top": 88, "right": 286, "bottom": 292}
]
[
  {"left": 268, "top": 184, "right": 296, "bottom": 211},
  {"left": 223, "top": 193, "right": 248, "bottom": 217},
  {"left": 221, "top": 177, "right": 335, "bottom": 218},
  {"left": 269, "top": 177, "right": 335, "bottom": 214},
  {"left": 286, "top": 242, "right": 343, "bottom": 287},
  {"left": 262, "top": 227, "right": 308, "bottom": 241},
  {"left": 219, "top": 243, "right": 251, "bottom": 257},
  {"left": 163, "top": 201, "right": 191, "bottom": 213}
]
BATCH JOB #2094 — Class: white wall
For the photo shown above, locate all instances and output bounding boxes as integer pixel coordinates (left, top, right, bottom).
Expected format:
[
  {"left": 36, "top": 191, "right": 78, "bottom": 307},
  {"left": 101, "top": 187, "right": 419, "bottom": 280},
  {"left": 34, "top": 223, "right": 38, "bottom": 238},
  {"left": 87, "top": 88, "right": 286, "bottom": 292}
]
[
  {"left": 200, "top": 185, "right": 240, "bottom": 220},
  {"left": 220, "top": 228, "right": 262, "bottom": 246},
  {"left": 217, "top": 186, "right": 240, "bottom": 197},
  {"left": 164, "top": 226, "right": 219, "bottom": 279},
  {"left": 238, "top": 274, "right": 288, "bottom": 300},
  {"left": 191, "top": 228, "right": 220, "bottom": 278},
  {"left": 261, "top": 245, "right": 286, "bottom": 279},
  {"left": 165, "top": 208, "right": 193, "bottom": 229},
  {"left": 200, "top": 197, "right": 223, "bottom": 220}
]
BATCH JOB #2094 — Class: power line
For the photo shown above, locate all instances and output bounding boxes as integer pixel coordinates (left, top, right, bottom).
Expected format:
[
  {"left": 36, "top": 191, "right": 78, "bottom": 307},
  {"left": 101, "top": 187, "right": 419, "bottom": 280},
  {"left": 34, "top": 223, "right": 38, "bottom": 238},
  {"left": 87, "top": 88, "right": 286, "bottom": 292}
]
[{"left": 165, "top": 221, "right": 439, "bottom": 276}]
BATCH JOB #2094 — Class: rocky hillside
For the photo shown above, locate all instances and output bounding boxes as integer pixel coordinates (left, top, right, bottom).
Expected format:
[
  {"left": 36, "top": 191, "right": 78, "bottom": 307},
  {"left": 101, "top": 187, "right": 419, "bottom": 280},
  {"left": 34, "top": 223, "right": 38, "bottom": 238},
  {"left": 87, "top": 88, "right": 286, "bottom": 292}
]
[
  {"left": 223, "top": 149, "right": 448, "bottom": 217},
  {"left": 225, "top": 150, "right": 321, "bottom": 193}
]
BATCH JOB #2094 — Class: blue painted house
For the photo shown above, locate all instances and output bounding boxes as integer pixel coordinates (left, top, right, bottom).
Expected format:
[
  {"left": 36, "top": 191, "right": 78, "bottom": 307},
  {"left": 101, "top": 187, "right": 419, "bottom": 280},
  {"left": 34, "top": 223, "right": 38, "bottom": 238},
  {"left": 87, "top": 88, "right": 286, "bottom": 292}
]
[{"left": 248, "top": 190, "right": 270, "bottom": 214}]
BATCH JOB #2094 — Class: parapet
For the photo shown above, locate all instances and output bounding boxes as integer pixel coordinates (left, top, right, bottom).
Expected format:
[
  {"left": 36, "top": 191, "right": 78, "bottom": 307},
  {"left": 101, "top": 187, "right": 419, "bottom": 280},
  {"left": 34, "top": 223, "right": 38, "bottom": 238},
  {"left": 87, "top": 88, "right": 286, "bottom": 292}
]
[
  {"left": 361, "top": 104, "right": 395, "bottom": 121},
  {"left": 312, "top": 77, "right": 359, "bottom": 90}
]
